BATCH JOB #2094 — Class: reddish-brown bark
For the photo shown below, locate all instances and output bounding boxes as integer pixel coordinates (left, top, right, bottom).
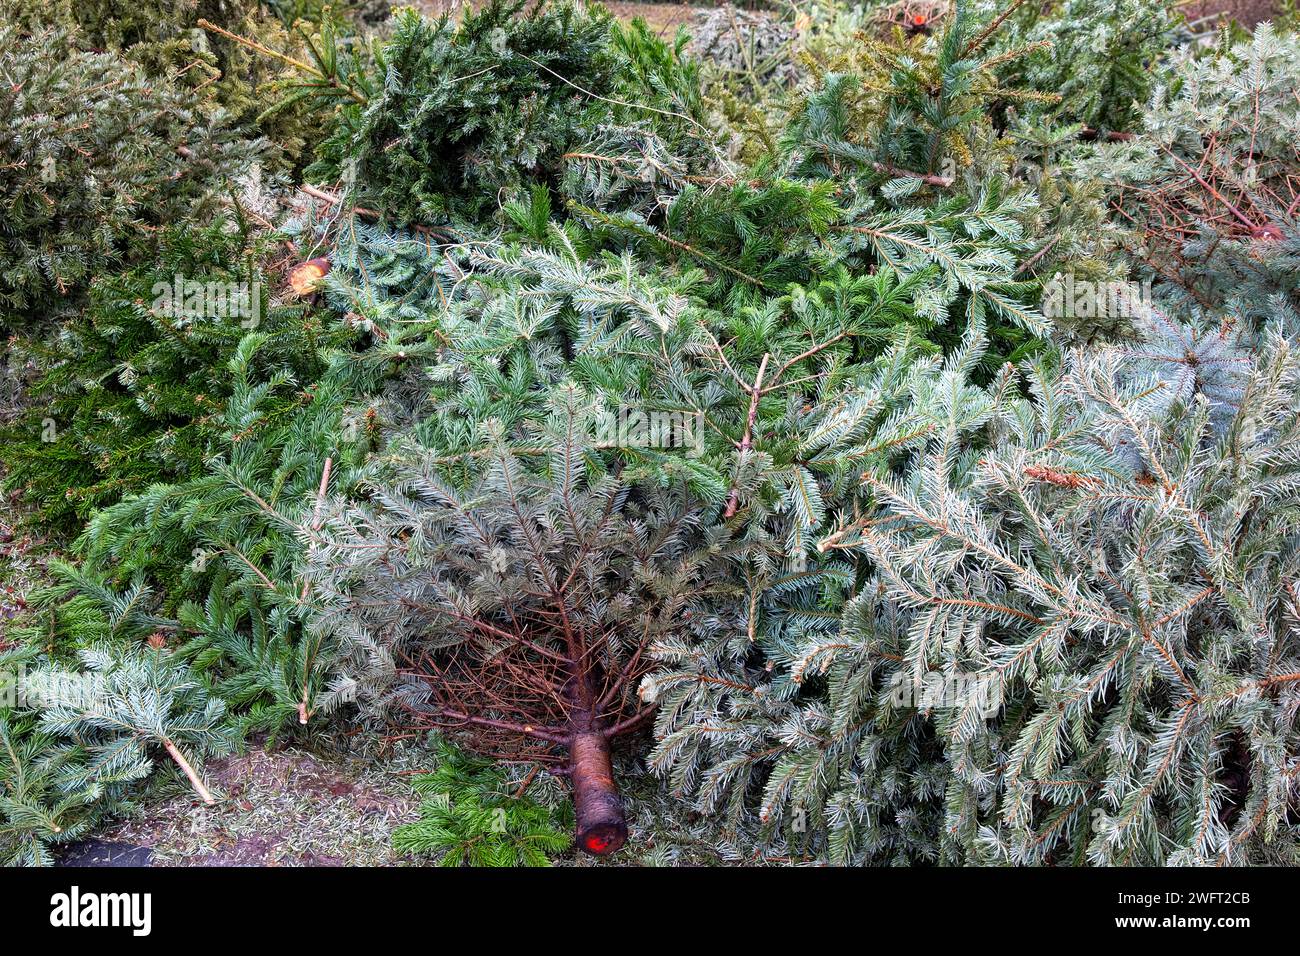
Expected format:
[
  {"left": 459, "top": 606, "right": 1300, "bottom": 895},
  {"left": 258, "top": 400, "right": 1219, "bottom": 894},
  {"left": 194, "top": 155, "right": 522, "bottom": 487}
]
[
  {"left": 570, "top": 730, "right": 628, "bottom": 855},
  {"left": 401, "top": 633, "right": 649, "bottom": 855}
]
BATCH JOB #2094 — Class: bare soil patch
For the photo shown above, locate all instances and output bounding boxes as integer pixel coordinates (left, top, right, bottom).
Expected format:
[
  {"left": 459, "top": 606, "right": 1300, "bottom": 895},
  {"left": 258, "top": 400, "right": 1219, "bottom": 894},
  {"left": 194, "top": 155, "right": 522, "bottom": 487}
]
[{"left": 81, "top": 746, "right": 422, "bottom": 867}]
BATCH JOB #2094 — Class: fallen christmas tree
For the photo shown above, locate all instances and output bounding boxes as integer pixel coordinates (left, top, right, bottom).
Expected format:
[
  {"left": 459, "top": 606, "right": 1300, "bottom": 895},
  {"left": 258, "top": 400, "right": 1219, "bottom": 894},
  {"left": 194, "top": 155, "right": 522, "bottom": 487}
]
[{"left": 307, "top": 390, "right": 729, "bottom": 855}]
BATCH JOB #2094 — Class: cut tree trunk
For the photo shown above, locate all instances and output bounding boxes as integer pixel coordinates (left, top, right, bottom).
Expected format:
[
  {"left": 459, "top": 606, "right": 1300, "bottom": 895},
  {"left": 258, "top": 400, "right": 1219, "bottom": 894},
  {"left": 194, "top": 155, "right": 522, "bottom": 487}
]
[
  {"left": 162, "top": 737, "right": 215, "bottom": 805},
  {"left": 570, "top": 730, "right": 627, "bottom": 855}
]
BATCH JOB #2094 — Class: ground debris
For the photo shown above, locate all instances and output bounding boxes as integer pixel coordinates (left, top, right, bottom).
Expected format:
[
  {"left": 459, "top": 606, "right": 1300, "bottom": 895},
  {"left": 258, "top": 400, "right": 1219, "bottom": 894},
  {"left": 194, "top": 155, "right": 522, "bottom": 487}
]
[{"left": 97, "top": 746, "right": 422, "bottom": 867}]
